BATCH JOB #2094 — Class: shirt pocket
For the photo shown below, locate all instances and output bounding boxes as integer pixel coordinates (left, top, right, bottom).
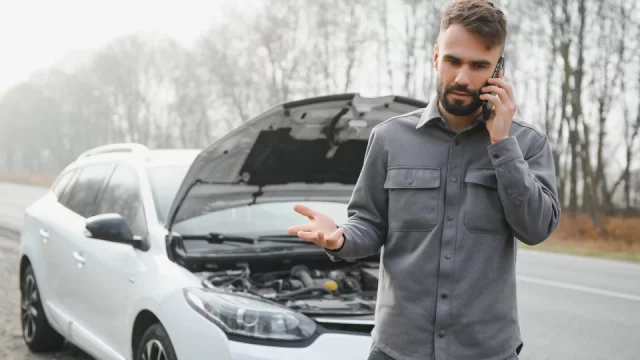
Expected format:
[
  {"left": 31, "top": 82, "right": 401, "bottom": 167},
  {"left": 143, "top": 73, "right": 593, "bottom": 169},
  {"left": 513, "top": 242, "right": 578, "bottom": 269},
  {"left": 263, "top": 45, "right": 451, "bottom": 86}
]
[
  {"left": 384, "top": 167, "right": 441, "bottom": 231},
  {"left": 463, "top": 168, "right": 509, "bottom": 235}
]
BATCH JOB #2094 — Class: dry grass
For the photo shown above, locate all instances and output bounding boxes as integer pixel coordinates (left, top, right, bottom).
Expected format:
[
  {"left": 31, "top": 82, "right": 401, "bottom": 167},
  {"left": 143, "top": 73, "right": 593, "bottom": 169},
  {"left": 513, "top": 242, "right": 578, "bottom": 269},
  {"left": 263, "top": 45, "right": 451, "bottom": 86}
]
[
  {"left": 0, "top": 172, "right": 55, "bottom": 187},
  {"left": 521, "top": 213, "right": 640, "bottom": 263}
]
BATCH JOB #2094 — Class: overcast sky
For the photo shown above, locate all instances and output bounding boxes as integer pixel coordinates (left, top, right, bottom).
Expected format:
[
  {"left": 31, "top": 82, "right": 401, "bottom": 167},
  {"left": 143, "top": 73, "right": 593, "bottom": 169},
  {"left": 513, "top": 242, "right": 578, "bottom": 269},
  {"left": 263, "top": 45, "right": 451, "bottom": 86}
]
[{"left": 0, "top": 0, "right": 259, "bottom": 94}]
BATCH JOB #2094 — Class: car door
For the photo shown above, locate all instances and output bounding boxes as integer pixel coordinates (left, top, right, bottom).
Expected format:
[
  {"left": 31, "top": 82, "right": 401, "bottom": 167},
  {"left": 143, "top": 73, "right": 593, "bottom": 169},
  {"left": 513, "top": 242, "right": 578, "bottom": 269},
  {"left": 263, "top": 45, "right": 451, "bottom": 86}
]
[
  {"left": 76, "top": 163, "right": 148, "bottom": 359},
  {"left": 37, "top": 167, "right": 79, "bottom": 333},
  {"left": 50, "top": 162, "right": 115, "bottom": 358}
]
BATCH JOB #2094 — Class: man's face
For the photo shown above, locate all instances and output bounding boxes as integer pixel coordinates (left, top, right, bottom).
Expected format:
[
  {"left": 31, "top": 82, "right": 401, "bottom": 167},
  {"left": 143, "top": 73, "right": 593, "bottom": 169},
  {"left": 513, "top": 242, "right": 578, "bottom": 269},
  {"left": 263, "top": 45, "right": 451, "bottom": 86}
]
[{"left": 434, "top": 24, "right": 503, "bottom": 117}]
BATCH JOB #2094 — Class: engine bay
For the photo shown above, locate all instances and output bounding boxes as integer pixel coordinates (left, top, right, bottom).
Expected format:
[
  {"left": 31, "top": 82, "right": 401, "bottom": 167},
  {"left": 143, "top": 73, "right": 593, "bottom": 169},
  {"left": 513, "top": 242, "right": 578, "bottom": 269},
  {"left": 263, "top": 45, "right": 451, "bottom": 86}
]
[{"left": 198, "top": 261, "right": 379, "bottom": 316}]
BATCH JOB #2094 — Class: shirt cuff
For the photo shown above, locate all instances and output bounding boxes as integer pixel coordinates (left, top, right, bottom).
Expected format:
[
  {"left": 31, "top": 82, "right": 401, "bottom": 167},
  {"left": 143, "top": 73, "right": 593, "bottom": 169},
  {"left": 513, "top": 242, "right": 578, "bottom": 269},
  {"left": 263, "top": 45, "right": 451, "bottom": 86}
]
[{"left": 487, "top": 136, "right": 523, "bottom": 167}]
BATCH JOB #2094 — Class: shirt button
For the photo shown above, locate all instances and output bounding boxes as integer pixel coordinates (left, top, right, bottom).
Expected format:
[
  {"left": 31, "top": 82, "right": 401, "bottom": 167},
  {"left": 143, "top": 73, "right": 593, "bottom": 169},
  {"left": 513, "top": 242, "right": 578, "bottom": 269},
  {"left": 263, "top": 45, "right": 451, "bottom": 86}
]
[
  {"left": 441, "top": 293, "right": 448, "bottom": 299},
  {"left": 493, "top": 153, "right": 500, "bottom": 159},
  {"left": 454, "top": 138, "right": 460, "bottom": 145},
  {"left": 439, "top": 331, "right": 445, "bottom": 338},
  {"left": 444, "top": 254, "right": 451, "bottom": 259},
  {"left": 407, "top": 179, "right": 413, "bottom": 185},
  {"left": 447, "top": 216, "right": 454, "bottom": 221},
  {"left": 451, "top": 176, "right": 457, "bottom": 182}
]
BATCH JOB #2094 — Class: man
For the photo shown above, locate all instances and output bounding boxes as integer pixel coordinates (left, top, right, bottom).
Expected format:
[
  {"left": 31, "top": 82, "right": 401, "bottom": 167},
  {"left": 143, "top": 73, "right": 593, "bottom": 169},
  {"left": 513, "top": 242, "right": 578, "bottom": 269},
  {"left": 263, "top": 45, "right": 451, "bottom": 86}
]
[{"left": 287, "top": 0, "right": 560, "bottom": 359}]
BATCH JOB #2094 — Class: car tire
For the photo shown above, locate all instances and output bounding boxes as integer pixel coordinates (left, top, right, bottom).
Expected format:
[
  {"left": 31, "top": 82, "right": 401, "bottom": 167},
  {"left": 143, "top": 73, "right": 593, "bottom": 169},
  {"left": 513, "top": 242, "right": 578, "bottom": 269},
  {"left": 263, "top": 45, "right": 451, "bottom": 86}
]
[
  {"left": 20, "top": 264, "right": 65, "bottom": 352},
  {"left": 135, "top": 322, "right": 178, "bottom": 360}
]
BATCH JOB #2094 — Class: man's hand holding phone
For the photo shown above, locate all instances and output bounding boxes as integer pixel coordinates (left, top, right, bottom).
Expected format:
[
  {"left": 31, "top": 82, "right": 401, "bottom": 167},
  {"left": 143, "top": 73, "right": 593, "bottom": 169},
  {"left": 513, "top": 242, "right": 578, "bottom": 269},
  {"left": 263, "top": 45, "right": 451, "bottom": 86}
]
[
  {"left": 481, "top": 69, "right": 517, "bottom": 144},
  {"left": 287, "top": 204, "right": 345, "bottom": 250}
]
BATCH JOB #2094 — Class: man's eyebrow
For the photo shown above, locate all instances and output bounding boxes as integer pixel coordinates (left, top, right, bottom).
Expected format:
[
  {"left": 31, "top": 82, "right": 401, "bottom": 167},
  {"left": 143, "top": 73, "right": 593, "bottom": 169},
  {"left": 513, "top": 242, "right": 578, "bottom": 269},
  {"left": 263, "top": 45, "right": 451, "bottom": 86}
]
[
  {"left": 442, "top": 54, "right": 461, "bottom": 62},
  {"left": 442, "top": 54, "right": 492, "bottom": 66}
]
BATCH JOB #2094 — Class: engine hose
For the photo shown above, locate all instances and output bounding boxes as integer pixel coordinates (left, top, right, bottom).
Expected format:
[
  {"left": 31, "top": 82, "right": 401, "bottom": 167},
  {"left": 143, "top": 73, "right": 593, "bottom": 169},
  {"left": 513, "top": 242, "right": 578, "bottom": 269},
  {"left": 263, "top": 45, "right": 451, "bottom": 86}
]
[
  {"left": 276, "top": 286, "right": 332, "bottom": 300},
  {"left": 290, "top": 265, "right": 315, "bottom": 288}
]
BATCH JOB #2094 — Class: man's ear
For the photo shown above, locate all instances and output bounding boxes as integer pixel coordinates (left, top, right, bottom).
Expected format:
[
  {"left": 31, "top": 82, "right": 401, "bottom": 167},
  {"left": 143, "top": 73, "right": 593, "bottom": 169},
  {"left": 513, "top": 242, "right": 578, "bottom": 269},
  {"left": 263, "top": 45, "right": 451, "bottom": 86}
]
[{"left": 433, "top": 44, "right": 439, "bottom": 70}]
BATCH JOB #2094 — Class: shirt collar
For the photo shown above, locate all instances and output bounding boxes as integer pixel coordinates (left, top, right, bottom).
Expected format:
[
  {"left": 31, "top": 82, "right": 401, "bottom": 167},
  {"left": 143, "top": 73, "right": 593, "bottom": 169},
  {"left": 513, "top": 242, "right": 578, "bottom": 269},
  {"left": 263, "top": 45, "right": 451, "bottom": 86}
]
[
  {"left": 416, "top": 95, "right": 446, "bottom": 129},
  {"left": 416, "top": 95, "right": 486, "bottom": 130}
]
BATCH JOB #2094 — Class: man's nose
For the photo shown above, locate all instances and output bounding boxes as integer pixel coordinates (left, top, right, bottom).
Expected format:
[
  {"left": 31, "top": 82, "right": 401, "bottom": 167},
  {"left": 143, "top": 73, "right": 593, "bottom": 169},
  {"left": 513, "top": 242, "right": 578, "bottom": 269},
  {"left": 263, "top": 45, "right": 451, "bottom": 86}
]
[{"left": 454, "top": 68, "right": 471, "bottom": 86}]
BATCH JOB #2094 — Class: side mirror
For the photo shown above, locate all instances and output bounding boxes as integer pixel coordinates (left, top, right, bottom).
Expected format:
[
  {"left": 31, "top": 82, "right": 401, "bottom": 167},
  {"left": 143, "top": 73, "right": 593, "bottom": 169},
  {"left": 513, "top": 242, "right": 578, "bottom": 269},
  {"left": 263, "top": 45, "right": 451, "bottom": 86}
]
[{"left": 85, "top": 213, "right": 143, "bottom": 249}]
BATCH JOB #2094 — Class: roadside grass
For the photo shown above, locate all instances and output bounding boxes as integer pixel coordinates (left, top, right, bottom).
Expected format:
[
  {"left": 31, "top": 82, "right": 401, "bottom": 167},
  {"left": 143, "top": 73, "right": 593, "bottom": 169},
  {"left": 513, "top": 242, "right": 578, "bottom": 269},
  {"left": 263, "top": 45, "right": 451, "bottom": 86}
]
[
  {"left": 520, "top": 213, "right": 640, "bottom": 264},
  {"left": 519, "top": 238, "right": 640, "bottom": 263}
]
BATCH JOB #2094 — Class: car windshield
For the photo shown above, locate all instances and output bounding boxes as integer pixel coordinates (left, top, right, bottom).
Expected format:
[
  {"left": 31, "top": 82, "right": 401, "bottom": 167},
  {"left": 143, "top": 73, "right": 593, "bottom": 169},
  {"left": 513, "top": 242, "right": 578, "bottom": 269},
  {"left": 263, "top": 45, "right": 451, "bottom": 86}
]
[
  {"left": 171, "top": 201, "right": 350, "bottom": 238},
  {"left": 146, "top": 165, "right": 351, "bottom": 240},
  {"left": 146, "top": 164, "right": 191, "bottom": 222}
]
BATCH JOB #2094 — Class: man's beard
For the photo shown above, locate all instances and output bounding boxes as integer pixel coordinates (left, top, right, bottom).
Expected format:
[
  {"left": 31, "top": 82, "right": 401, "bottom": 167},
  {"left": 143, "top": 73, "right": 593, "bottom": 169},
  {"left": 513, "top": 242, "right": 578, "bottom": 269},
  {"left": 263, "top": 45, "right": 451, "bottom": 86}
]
[{"left": 436, "top": 77, "right": 483, "bottom": 116}]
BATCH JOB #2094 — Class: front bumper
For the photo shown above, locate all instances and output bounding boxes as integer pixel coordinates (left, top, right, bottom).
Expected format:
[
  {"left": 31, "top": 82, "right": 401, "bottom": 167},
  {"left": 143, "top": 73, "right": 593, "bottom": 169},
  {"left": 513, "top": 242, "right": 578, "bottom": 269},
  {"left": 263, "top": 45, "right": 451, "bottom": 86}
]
[
  {"left": 228, "top": 332, "right": 372, "bottom": 360},
  {"left": 158, "top": 289, "right": 373, "bottom": 360}
]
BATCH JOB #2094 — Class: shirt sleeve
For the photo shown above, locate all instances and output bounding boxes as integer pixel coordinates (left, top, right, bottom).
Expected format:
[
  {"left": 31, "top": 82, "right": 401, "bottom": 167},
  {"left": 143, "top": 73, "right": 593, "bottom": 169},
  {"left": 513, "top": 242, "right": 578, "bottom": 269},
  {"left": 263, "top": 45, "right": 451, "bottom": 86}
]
[
  {"left": 487, "top": 135, "right": 561, "bottom": 245},
  {"left": 324, "top": 126, "right": 388, "bottom": 261}
]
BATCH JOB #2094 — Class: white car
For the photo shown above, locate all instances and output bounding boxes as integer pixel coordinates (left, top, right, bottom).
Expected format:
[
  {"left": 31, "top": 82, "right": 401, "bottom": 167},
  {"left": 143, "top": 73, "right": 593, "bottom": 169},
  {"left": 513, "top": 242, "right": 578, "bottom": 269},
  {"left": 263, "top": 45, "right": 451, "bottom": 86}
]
[{"left": 18, "top": 94, "right": 427, "bottom": 360}]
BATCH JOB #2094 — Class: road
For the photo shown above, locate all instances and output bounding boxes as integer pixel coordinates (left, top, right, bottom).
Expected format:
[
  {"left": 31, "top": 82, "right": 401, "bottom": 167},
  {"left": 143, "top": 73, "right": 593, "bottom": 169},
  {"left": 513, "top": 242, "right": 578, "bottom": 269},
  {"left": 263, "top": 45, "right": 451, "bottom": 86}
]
[{"left": 1, "top": 182, "right": 639, "bottom": 360}]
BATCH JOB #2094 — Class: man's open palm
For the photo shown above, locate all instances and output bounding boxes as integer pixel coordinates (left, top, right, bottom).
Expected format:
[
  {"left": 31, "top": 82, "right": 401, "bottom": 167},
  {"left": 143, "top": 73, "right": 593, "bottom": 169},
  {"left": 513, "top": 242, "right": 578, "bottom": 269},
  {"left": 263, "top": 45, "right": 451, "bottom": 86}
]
[{"left": 287, "top": 204, "right": 344, "bottom": 250}]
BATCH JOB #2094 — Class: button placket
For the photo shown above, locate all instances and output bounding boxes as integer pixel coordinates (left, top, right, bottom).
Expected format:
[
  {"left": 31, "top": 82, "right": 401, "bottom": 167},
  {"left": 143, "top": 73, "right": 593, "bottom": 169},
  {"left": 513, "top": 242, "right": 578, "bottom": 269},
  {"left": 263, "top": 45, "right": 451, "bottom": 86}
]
[{"left": 434, "top": 135, "right": 462, "bottom": 358}]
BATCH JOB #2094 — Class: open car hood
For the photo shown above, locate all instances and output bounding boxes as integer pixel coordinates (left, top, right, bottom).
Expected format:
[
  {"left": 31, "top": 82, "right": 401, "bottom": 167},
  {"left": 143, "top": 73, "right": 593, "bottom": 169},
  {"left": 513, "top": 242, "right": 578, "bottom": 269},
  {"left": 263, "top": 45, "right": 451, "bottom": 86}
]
[{"left": 165, "top": 93, "right": 427, "bottom": 231}]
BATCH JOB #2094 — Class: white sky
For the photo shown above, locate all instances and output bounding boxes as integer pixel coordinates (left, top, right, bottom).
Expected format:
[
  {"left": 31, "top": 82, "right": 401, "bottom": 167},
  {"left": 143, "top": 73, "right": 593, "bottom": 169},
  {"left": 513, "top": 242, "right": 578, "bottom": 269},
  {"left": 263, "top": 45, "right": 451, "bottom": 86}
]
[{"left": 0, "top": 0, "right": 245, "bottom": 93}]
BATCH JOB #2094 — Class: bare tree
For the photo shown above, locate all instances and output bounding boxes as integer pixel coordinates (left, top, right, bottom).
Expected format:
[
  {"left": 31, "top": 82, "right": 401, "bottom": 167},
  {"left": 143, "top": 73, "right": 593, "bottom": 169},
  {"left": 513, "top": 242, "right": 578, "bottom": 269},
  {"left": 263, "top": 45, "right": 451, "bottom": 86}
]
[
  {"left": 376, "top": 0, "right": 395, "bottom": 94},
  {"left": 621, "top": 29, "right": 640, "bottom": 213}
]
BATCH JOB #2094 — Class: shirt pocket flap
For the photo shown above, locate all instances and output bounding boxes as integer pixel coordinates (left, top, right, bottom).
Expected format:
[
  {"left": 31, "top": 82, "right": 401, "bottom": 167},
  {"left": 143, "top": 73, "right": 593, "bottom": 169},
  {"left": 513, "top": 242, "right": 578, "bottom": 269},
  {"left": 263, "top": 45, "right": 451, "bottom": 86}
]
[
  {"left": 464, "top": 169, "right": 498, "bottom": 188},
  {"left": 384, "top": 167, "right": 441, "bottom": 189}
]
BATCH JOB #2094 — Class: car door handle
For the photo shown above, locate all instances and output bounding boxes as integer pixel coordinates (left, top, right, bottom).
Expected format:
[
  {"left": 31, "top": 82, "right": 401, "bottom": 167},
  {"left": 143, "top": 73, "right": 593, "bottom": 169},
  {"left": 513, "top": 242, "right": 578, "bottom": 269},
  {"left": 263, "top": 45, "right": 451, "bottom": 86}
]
[
  {"left": 39, "top": 229, "right": 49, "bottom": 244},
  {"left": 72, "top": 251, "right": 86, "bottom": 268}
]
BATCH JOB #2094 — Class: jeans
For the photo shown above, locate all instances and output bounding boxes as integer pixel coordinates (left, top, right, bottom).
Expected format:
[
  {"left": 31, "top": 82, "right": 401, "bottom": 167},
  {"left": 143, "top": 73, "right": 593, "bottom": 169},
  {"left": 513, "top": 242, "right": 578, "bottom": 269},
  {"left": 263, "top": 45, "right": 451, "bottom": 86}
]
[{"left": 366, "top": 345, "right": 520, "bottom": 360}]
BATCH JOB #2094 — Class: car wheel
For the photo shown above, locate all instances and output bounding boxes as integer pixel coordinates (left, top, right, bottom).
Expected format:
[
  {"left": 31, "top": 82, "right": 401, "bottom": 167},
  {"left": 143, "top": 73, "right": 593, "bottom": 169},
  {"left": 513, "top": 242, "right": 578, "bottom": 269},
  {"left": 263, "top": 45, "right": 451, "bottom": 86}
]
[
  {"left": 136, "top": 323, "right": 178, "bottom": 360},
  {"left": 20, "top": 264, "right": 65, "bottom": 352}
]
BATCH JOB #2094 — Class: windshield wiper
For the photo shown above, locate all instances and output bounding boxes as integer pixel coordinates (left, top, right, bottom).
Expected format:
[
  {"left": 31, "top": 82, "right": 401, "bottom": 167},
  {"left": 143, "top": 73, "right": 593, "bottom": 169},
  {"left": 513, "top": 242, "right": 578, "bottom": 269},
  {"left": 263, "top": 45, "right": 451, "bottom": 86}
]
[
  {"left": 178, "top": 233, "right": 314, "bottom": 246},
  {"left": 180, "top": 233, "right": 255, "bottom": 244},
  {"left": 256, "top": 235, "right": 316, "bottom": 245}
]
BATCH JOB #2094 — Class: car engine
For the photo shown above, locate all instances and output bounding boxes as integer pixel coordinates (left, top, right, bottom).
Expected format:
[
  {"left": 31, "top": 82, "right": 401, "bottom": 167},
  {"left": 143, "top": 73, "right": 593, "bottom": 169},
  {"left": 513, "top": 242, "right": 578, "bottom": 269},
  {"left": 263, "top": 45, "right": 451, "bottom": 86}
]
[{"left": 199, "top": 262, "right": 379, "bottom": 315}]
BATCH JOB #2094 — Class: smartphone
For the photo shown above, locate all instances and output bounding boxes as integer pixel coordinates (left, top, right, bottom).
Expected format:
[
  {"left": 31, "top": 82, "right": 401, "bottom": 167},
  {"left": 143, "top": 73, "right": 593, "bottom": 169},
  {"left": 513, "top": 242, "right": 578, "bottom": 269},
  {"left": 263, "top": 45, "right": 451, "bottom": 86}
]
[{"left": 482, "top": 55, "right": 505, "bottom": 121}]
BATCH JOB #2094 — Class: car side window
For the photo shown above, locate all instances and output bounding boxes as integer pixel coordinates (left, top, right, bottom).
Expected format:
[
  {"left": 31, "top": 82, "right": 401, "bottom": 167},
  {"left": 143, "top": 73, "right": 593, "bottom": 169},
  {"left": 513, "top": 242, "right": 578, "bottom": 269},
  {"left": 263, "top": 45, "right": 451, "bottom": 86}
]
[
  {"left": 96, "top": 164, "right": 148, "bottom": 237},
  {"left": 51, "top": 170, "right": 76, "bottom": 200},
  {"left": 63, "top": 164, "right": 114, "bottom": 218}
]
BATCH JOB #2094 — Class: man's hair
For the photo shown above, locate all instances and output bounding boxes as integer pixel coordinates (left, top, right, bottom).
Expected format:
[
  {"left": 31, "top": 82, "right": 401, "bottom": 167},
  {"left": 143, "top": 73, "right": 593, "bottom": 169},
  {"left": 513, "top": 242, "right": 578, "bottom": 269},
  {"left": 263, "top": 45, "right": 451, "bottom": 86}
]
[{"left": 440, "top": 0, "right": 508, "bottom": 50}]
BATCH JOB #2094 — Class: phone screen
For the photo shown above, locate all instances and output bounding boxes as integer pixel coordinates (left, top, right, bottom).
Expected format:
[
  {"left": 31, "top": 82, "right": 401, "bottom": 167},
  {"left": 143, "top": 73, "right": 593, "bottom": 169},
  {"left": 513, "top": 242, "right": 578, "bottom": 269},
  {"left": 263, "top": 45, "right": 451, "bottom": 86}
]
[{"left": 482, "top": 55, "right": 505, "bottom": 121}]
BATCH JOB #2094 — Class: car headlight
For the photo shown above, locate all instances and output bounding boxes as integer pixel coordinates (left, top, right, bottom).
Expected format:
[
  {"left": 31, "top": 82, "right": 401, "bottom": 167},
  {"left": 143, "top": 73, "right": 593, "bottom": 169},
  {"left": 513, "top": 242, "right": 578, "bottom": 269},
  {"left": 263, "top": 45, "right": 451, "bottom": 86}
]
[{"left": 183, "top": 287, "right": 316, "bottom": 341}]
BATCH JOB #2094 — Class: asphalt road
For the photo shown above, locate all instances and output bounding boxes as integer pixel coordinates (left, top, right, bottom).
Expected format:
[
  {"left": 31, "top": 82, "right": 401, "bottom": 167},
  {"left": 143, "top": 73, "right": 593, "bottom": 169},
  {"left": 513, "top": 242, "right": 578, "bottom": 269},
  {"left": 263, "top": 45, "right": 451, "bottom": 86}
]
[{"left": 1, "top": 182, "right": 639, "bottom": 360}]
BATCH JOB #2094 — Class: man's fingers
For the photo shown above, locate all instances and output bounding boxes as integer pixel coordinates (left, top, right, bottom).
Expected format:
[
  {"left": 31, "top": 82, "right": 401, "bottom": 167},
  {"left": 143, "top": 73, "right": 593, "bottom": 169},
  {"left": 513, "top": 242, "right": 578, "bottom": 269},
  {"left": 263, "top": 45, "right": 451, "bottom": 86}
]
[
  {"left": 479, "top": 92, "right": 502, "bottom": 107},
  {"left": 287, "top": 224, "right": 313, "bottom": 234},
  {"left": 481, "top": 85, "right": 509, "bottom": 106},
  {"left": 297, "top": 230, "right": 326, "bottom": 244},
  {"left": 296, "top": 229, "right": 338, "bottom": 248},
  {"left": 293, "top": 203, "right": 316, "bottom": 220},
  {"left": 297, "top": 230, "right": 319, "bottom": 242},
  {"left": 487, "top": 76, "right": 515, "bottom": 104}
]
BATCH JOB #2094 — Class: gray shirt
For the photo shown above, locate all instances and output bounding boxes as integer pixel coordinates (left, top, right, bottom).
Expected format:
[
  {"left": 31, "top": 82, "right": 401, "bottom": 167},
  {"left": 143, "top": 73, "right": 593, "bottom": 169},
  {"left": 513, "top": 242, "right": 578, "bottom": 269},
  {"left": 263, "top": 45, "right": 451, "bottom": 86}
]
[{"left": 326, "top": 97, "right": 561, "bottom": 360}]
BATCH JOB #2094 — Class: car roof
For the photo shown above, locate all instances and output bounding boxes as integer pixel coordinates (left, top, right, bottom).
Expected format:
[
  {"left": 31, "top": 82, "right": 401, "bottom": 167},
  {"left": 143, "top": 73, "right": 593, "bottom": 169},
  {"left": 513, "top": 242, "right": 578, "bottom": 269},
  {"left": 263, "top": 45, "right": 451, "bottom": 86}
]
[{"left": 63, "top": 144, "right": 201, "bottom": 172}]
